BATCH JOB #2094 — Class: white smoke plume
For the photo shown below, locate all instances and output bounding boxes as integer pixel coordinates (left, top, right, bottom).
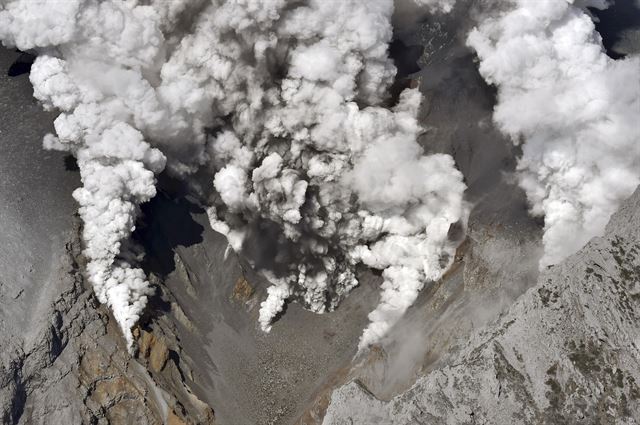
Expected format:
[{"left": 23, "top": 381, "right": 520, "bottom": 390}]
[
  {"left": 411, "top": 0, "right": 457, "bottom": 13},
  {"left": 467, "top": 0, "right": 640, "bottom": 267},
  {"left": 1, "top": 1, "right": 174, "bottom": 350},
  {"left": 0, "top": 0, "right": 467, "bottom": 350},
  {"left": 193, "top": 0, "right": 468, "bottom": 349}
]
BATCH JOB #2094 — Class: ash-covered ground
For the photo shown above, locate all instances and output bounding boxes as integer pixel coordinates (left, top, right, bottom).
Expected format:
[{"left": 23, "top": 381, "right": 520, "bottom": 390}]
[{"left": 0, "top": 47, "right": 80, "bottom": 359}]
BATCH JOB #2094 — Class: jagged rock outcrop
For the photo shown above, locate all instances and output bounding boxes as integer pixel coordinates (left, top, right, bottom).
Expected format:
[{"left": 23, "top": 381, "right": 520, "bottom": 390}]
[
  {"left": 0, "top": 217, "right": 215, "bottom": 425},
  {"left": 323, "top": 187, "right": 640, "bottom": 424}
]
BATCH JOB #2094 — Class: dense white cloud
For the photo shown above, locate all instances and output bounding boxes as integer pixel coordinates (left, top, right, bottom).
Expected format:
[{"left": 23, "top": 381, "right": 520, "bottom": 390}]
[
  {"left": 187, "top": 0, "right": 467, "bottom": 348},
  {"left": 468, "top": 0, "right": 640, "bottom": 267},
  {"left": 411, "top": 0, "right": 456, "bottom": 13},
  {"left": 0, "top": 0, "right": 467, "bottom": 350}
]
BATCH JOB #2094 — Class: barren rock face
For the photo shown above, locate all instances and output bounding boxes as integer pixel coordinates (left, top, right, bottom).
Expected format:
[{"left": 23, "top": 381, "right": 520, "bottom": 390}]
[{"left": 323, "top": 187, "right": 640, "bottom": 424}]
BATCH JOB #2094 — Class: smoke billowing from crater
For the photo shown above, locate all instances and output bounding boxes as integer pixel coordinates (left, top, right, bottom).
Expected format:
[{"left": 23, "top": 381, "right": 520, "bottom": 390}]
[
  {"left": 467, "top": 0, "right": 640, "bottom": 267},
  {"left": 2, "top": 0, "right": 635, "bottom": 352},
  {"left": 0, "top": 0, "right": 467, "bottom": 350}
]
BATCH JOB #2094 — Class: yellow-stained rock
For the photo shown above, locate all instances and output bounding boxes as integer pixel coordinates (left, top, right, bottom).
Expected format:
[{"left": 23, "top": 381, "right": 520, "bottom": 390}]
[
  {"left": 106, "top": 399, "right": 157, "bottom": 425},
  {"left": 138, "top": 330, "right": 169, "bottom": 372},
  {"left": 167, "top": 410, "right": 188, "bottom": 425},
  {"left": 79, "top": 349, "right": 109, "bottom": 380},
  {"left": 93, "top": 377, "right": 138, "bottom": 407},
  {"left": 232, "top": 276, "right": 254, "bottom": 303},
  {"left": 150, "top": 342, "right": 169, "bottom": 372}
]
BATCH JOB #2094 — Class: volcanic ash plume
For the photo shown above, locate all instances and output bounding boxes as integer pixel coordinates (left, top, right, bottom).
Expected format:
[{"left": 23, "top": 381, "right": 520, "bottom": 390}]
[
  {"left": 467, "top": 0, "right": 640, "bottom": 267},
  {"left": 0, "top": 0, "right": 467, "bottom": 350},
  {"left": 198, "top": 0, "right": 467, "bottom": 349},
  {"left": 411, "top": 0, "right": 457, "bottom": 13}
]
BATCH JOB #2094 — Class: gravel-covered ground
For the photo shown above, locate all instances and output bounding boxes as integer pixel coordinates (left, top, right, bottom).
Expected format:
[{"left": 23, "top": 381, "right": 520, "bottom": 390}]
[{"left": 0, "top": 47, "right": 80, "bottom": 357}]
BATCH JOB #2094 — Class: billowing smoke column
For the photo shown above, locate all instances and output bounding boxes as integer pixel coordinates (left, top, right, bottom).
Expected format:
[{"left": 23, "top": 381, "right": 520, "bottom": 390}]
[
  {"left": 200, "top": 1, "right": 468, "bottom": 349},
  {"left": 468, "top": 0, "right": 640, "bottom": 267},
  {"left": 0, "top": 0, "right": 467, "bottom": 350},
  {"left": 411, "top": 0, "right": 457, "bottom": 13},
  {"left": 0, "top": 1, "right": 173, "bottom": 349}
]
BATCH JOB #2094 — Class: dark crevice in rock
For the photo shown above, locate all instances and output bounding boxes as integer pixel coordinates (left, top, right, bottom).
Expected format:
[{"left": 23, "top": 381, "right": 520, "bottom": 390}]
[
  {"left": 134, "top": 189, "right": 205, "bottom": 279},
  {"left": 7, "top": 51, "right": 34, "bottom": 77},
  {"left": 7, "top": 364, "right": 26, "bottom": 425}
]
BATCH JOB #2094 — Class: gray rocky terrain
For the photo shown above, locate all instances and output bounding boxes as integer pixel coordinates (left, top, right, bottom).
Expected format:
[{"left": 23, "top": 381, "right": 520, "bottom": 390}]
[{"left": 323, "top": 186, "right": 640, "bottom": 425}]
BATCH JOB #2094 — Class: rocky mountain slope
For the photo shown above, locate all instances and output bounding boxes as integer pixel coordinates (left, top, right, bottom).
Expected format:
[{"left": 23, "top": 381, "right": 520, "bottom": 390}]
[{"left": 324, "top": 186, "right": 640, "bottom": 424}]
